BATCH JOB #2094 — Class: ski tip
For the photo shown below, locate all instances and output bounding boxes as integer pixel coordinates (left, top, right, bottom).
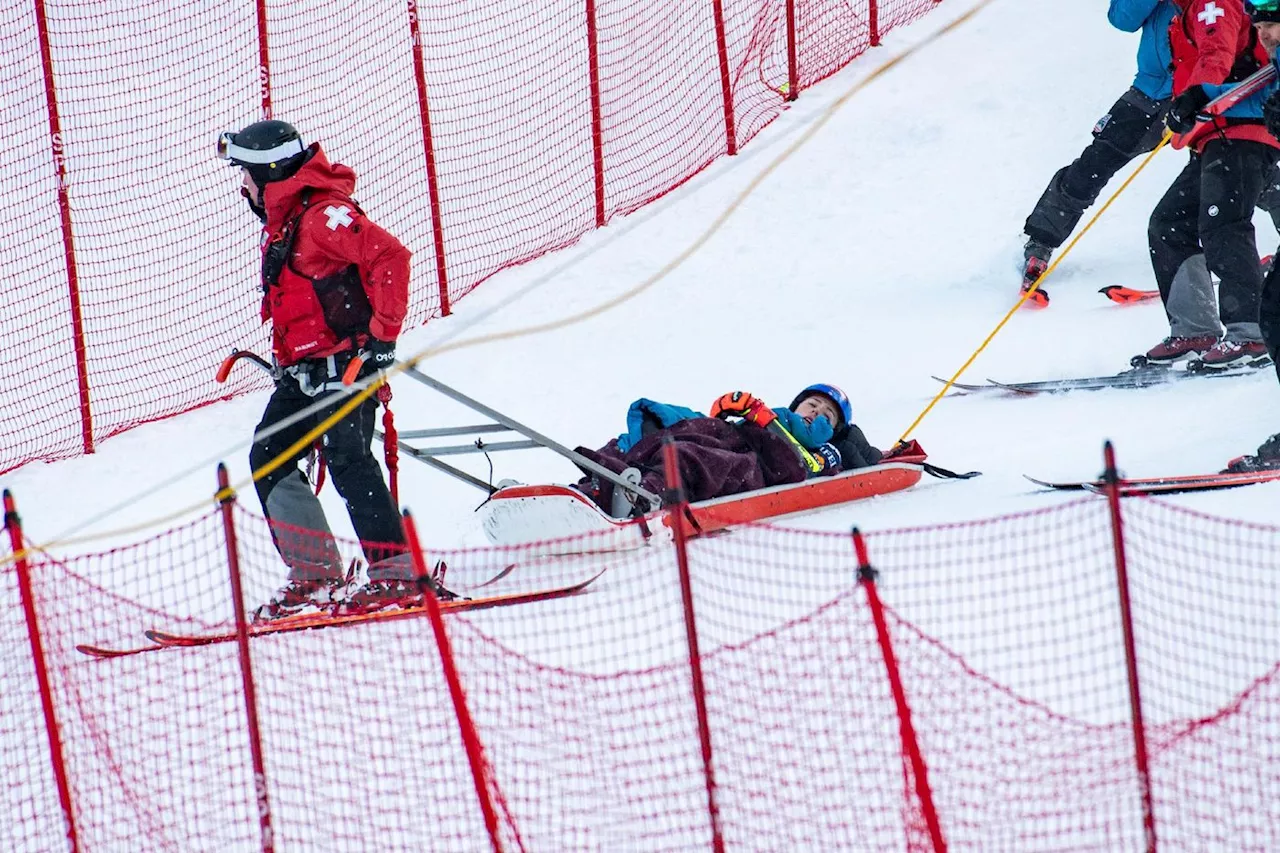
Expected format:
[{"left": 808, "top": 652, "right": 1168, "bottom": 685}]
[
  {"left": 1099, "top": 285, "right": 1159, "bottom": 305},
  {"left": 930, "top": 375, "right": 966, "bottom": 393},
  {"left": 1022, "top": 474, "right": 1091, "bottom": 491},
  {"left": 1020, "top": 290, "right": 1050, "bottom": 309},
  {"left": 143, "top": 628, "right": 198, "bottom": 647},
  {"left": 984, "top": 380, "right": 1040, "bottom": 395},
  {"left": 76, "top": 643, "right": 114, "bottom": 658},
  {"left": 76, "top": 643, "right": 156, "bottom": 659}
]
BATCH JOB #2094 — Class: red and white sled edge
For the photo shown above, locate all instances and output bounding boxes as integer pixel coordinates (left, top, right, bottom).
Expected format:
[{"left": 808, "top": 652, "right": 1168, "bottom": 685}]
[{"left": 479, "top": 460, "right": 925, "bottom": 549}]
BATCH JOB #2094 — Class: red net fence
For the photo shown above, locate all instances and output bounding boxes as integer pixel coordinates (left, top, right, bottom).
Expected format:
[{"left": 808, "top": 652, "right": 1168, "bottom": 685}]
[
  {"left": 2, "top": 0, "right": 943, "bottom": 475},
  {"left": 4, "top": 486, "right": 1278, "bottom": 851}
]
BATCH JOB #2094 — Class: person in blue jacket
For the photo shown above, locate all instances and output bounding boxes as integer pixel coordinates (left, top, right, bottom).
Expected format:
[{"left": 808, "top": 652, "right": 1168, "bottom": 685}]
[
  {"left": 616, "top": 383, "right": 882, "bottom": 473},
  {"left": 589, "top": 383, "right": 886, "bottom": 517},
  {"left": 1018, "top": 0, "right": 1177, "bottom": 306}
]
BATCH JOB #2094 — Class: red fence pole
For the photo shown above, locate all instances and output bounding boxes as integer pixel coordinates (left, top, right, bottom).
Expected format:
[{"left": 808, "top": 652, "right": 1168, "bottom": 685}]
[
  {"left": 869, "top": 0, "right": 881, "bottom": 47},
  {"left": 407, "top": 0, "right": 452, "bottom": 316},
  {"left": 33, "top": 0, "right": 93, "bottom": 457},
  {"left": 585, "top": 0, "right": 607, "bottom": 226},
  {"left": 661, "top": 440, "right": 725, "bottom": 853},
  {"left": 1101, "top": 441, "right": 1157, "bottom": 853},
  {"left": 853, "top": 528, "right": 946, "bottom": 852},
  {"left": 710, "top": 0, "right": 738, "bottom": 155},
  {"left": 217, "top": 466, "right": 275, "bottom": 853},
  {"left": 785, "top": 0, "right": 799, "bottom": 102},
  {"left": 401, "top": 510, "right": 505, "bottom": 852},
  {"left": 254, "top": 0, "right": 272, "bottom": 118},
  {"left": 4, "top": 489, "right": 80, "bottom": 852}
]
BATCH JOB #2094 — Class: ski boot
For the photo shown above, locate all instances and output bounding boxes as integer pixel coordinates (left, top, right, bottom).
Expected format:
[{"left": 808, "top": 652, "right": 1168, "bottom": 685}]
[
  {"left": 252, "top": 576, "right": 350, "bottom": 623},
  {"left": 609, "top": 467, "right": 645, "bottom": 518},
  {"left": 1130, "top": 334, "right": 1219, "bottom": 369},
  {"left": 1020, "top": 238, "right": 1052, "bottom": 308},
  {"left": 1189, "top": 339, "right": 1272, "bottom": 373},
  {"left": 1223, "top": 433, "right": 1280, "bottom": 473},
  {"left": 338, "top": 558, "right": 458, "bottom": 615}
]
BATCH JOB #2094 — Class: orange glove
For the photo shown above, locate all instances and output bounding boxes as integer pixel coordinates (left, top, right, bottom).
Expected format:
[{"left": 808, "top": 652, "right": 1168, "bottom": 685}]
[{"left": 709, "top": 391, "right": 777, "bottom": 427}]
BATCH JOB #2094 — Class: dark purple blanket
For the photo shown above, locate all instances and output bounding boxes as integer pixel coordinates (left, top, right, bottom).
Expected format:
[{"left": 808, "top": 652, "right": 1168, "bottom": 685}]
[{"left": 574, "top": 416, "right": 807, "bottom": 513}]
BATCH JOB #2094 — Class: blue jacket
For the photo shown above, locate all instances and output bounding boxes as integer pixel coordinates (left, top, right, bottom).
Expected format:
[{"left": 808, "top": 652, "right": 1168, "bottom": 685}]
[
  {"left": 1108, "top": 0, "right": 1176, "bottom": 101},
  {"left": 616, "top": 398, "right": 704, "bottom": 452},
  {"left": 1202, "top": 50, "right": 1280, "bottom": 122}
]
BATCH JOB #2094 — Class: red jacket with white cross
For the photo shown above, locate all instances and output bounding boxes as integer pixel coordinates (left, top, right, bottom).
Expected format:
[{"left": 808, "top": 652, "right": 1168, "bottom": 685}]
[{"left": 257, "top": 144, "right": 411, "bottom": 362}]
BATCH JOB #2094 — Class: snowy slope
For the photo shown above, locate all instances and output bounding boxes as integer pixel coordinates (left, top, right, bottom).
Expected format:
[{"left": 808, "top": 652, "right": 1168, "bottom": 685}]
[{"left": 8, "top": 0, "right": 1280, "bottom": 552}]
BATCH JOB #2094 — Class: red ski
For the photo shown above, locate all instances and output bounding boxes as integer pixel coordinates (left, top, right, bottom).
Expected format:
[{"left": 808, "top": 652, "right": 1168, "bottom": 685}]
[
  {"left": 1099, "top": 285, "right": 1160, "bottom": 305},
  {"left": 1102, "top": 255, "right": 1270, "bottom": 306},
  {"left": 1025, "top": 470, "right": 1280, "bottom": 495},
  {"left": 76, "top": 572, "right": 602, "bottom": 659}
]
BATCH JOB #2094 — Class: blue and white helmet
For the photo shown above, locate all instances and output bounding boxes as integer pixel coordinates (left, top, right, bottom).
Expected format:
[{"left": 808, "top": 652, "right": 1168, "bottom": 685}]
[{"left": 789, "top": 383, "right": 852, "bottom": 430}]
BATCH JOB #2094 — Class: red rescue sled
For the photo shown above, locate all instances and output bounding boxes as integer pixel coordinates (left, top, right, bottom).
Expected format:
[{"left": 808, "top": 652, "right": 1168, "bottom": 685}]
[{"left": 479, "top": 458, "right": 926, "bottom": 548}]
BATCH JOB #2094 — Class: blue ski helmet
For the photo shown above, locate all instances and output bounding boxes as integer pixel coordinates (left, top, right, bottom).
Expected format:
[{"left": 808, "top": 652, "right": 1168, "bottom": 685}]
[{"left": 789, "top": 383, "right": 852, "bottom": 429}]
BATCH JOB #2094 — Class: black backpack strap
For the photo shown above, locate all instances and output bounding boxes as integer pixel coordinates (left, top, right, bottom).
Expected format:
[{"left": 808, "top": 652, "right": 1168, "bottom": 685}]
[
  {"left": 262, "top": 188, "right": 315, "bottom": 289},
  {"left": 1226, "top": 27, "right": 1262, "bottom": 84},
  {"left": 922, "top": 461, "right": 982, "bottom": 480}
]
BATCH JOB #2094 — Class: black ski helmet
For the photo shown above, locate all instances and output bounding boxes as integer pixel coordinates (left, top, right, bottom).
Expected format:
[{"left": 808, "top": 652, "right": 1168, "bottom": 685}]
[
  {"left": 217, "top": 120, "right": 308, "bottom": 184},
  {"left": 1248, "top": 0, "right": 1280, "bottom": 23}
]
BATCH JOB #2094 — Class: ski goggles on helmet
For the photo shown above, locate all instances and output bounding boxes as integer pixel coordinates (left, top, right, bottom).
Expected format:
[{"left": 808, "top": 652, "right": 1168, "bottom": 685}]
[
  {"left": 1247, "top": 0, "right": 1280, "bottom": 20},
  {"left": 216, "top": 131, "right": 305, "bottom": 166}
]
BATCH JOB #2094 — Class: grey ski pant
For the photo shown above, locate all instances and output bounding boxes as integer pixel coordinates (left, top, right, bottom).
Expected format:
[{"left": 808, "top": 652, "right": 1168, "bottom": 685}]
[
  {"left": 1148, "top": 139, "right": 1280, "bottom": 343},
  {"left": 251, "top": 367, "right": 404, "bottom": 580}
]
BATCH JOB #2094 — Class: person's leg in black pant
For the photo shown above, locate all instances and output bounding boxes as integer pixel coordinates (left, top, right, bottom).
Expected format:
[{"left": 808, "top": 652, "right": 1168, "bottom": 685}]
[
  {"left": 1146, "top": 152, "right": 1221, "bottom": 360},
  {"left": 1025, "top": 88, "right": 1168, "bottom": 252},
  {"left": 1198, "top": 139, "right": 1279, "bottom": 367},
  {"left": 312, "top": 389, "right": 405, "bottom": 565},
  {"left": 1261, "top": 250, "right": 1280, "bottom": 380},
  {"left": 251, "top": 376, "right": 346, "bottom": 581}
]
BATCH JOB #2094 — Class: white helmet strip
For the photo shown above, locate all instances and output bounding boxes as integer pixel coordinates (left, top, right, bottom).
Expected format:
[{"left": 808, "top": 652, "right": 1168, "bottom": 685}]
[{"left": 219, "top": 134, "right": 304, "bottom": 165}]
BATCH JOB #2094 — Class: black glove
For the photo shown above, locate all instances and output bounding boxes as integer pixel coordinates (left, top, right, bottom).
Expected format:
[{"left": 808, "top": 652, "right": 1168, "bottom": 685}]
[
  {"left": 1166, "top": 85, "right": 1211, "bottom": 135},
  {"left": 813, "top": 443, "right": 842, "bottom": 476},
  {"left": 1265, "top": 89, "right": 1280, "bottom": 141},
  {"left": 366, "top": 337, "right": 396, "bottom": 369}
]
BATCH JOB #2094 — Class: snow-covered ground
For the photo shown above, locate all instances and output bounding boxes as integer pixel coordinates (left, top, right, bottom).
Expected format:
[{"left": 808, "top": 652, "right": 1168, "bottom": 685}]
[
  {"left": 7, "top": 0, "right": 1279, "bottom": 554},
  {"left": 10, "top": 2, "right": 1280, "bottom": 850}
]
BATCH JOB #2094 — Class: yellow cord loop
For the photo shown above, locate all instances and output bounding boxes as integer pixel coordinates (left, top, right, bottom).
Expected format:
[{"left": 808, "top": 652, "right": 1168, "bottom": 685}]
[
  {"left": 7, "top": 0, "right": 1000, "bottom": 564},
  {"left": 896, "top": 130, "right": 1173, "bottom": 445}
]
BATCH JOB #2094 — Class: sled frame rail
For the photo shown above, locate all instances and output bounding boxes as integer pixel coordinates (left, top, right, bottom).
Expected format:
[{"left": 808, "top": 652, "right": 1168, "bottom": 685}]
[{"left": 377, "top": 366, "right": 664, "bottom": 507}]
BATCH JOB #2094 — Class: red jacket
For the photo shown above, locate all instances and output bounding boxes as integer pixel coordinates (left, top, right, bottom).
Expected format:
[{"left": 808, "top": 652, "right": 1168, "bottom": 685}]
[
  {"left": 258, "top": 145, "right": 411, "bottom": 366},
  {"left": 1170, "top": 0, "right": 1276, "bottom": 151}
]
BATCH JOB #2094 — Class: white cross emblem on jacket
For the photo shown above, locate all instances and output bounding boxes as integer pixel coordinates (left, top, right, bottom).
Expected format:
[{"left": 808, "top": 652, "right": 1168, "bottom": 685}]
[
  {"left": 324, "top": 205, "right": 353, "bottom": 230},
  {"left": 1198, "top": 2, "right": 1225, "bottom": 25}
]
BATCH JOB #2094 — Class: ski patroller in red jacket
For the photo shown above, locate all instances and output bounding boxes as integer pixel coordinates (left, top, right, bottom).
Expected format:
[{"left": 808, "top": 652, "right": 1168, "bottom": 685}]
[
  {"left": 257, "top": 144, "right": 410, "bottom": 367},
  {"left": 1169, "top": 0, "right": 1278, "bottom": 152}
]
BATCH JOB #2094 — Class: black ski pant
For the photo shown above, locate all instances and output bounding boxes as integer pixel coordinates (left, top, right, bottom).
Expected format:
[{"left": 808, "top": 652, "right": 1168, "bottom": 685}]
[
  {"left": 1148, "top": 139, "right": 1279, "bottom": 343},
  {"left": 1262, "top": 251, "right": 1280, "bottom": 383},
  {"left": 1024, "top": 87, "right": 1168, "bottom": 249},
  {"left": 251, "top": 368, "right": 404, "bottom": 580},
  {"left": 1257, "top": 173, "right": 1280, "bottom": 233}
]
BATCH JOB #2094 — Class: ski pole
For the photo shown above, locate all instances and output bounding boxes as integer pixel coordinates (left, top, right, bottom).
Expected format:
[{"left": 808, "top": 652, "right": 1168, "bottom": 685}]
[{"left": 1171, "top": 64, "right": 1277, "bottom": 150}]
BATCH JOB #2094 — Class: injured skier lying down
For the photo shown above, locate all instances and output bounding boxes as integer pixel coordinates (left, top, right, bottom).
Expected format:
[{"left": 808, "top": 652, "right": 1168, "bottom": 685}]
[{"left": 571, "top": 382, "right": 900, "bottom": 518}]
